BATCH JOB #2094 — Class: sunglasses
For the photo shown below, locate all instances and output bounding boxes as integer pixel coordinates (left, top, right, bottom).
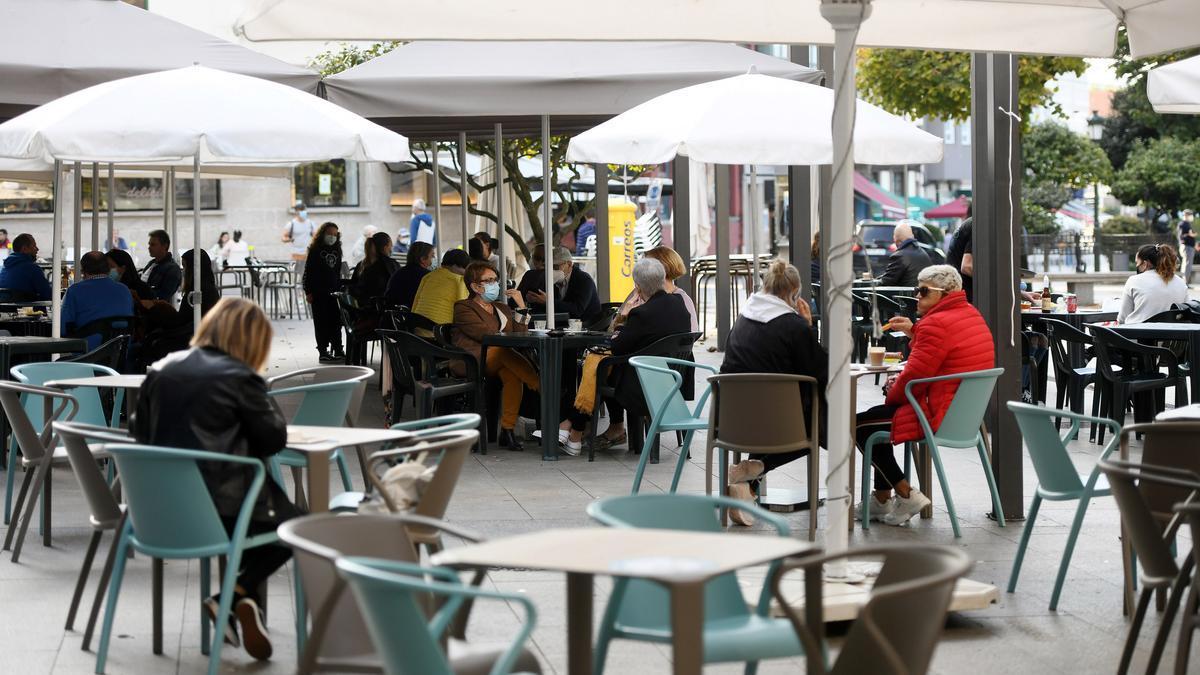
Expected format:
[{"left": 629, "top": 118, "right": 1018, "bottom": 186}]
[{"left": 915, "top": 286, "right": 947, "bottom": 298}]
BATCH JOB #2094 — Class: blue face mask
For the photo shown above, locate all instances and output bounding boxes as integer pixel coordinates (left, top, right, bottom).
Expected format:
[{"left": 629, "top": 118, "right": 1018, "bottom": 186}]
[
  {"left": 298, "top": 210, "right": 308, "bottom": 220},
  {"left": 108, "top": 269, "right": 121, "bottom": 282},
  {"left": 482, "top": 281, "right": 501, "bottom": 302}
]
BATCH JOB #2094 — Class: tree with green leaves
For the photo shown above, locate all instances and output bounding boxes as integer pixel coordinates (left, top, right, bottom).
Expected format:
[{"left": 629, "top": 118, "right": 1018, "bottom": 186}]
[
  {"left": 857, "top": 49, "right": 1087, "bottom": 124},
  {"left": 1110, "top": 136, "right": 1200, "bottom": 227},
  {"left": 1021, "top": 122, "right": 1113, "bottom": 234}
]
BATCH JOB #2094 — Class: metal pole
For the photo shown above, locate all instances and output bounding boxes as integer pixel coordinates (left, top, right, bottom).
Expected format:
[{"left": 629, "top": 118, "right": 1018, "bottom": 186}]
[
  {"left": 106, "top": 164, "right": 114, "bottom": 251},
  {"left": 494, "top": 123, "right": 507, "bottom": 290},
  {"left": 672, "top": 156, "right": 692, "bottom": 296},
  {"left": 819, "top": 0, "right": 872, "bottom": 566},
  {"left": 162, "top": 169, "right": 170, "bottom": 244},
  {"left": 542, "top": 115, "right": 556, "bottom": 328},
  {"left": 90, "top": 162, "right": 100, "bottom": 252},
  {"left": 459, "top": 132, "right": 470, "bottom": 249},
  {"left": 749, "top": 165, "right": 759, "bottom": 292},
  {"left": 432, "top": 142, "right": 443, "bottom": 252},
  {"left": 715, "top": 166, "right": 732, "bottom": 349},
  {"left": 168, "top": 169, "right": 177, "bottom": 252},
  {"left": 595, "top": 163, "right": 610, "bottom": 301},
  {"left": 193, "top": 154, "right": 202, "bottom": 329},
  {"left": 51, "top": 161, "right": 63, "bottom": 338},
  {"left": 72, "top": 162, "right": 82, "bottom": 280}
]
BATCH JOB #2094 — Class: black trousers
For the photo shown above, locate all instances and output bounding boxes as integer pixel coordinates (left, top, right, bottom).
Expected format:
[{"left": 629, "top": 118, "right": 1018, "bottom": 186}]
[
  {"left": 310, "top": 293, "right": 343, "bottom": 354},
  {"left": 855, "top": 404, "right": 906, "bottom": 491},
  {"left": 218, "top": 489, "right": 302, "bottom": 599}
]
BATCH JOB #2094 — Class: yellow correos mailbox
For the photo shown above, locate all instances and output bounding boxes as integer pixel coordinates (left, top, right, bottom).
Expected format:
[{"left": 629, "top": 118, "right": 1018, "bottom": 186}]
[{"left": 607, "top": 199, "right": 637, "bottom": 302}]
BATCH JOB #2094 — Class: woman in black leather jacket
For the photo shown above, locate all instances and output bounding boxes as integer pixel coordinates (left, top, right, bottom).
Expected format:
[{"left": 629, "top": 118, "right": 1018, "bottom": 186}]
[{"left": 132, "top": 296, "right": 297, "bottom": 661}]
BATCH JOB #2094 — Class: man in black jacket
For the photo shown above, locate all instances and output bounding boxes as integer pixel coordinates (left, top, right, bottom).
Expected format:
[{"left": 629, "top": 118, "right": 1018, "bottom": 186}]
[
  {"left": 139, "top": 229, "right": 183, "bottom": 302},
  {"left": 523, "top": 246, "right": 602, "bottom": 324},
  {"left": 879, "top": 221, "right": 932, "bottom": 287}
]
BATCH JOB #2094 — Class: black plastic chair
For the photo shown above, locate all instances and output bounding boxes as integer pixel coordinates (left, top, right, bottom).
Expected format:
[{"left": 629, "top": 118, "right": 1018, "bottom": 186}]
[
  {"left": 333, "top": 291, "right": 379, "bottom": 367},
  {"left": 586, "top": 304, "right": 620, "bottom": 332},
  {"left": 1089, "top": 325, "right": 1188, "bottom": 440},
  {"left": 586, "top": 331, "right": 701, "bottom": 462},
  {"left": 379, "top": 329, "right": 481, "bottom": 441},
  {"left": 1041, "top": 319, "right": 1100, "bottom": 430},
  {"left": 61, "top": 335, "right": 130, "bottom": 373},
  {"left": 1174, "top": 500, "right": 1200, "bottom": 675},
  {"left": 67, "top": 315, "right": 135, "bottom": 351}
]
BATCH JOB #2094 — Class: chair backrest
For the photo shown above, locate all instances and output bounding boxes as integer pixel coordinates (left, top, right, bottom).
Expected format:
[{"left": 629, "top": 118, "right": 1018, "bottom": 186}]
[
  {"left": 1098, "top": 458, "right": 1194, "bottom": 586},
  {"left": 68, "top": 315, "right": 135, "bottom": 350},
  {"left": 52, "top": 420, "right": 130, "bottom": 529},
  {"left": 629, "top": 356, "right": 694, "bottom": 428},
  {"left": 829, "top": 546, "right": 972, "bottom": 675},
  {"left": 907, "top": 368, "right": 1002, "bottom": 448},
  {"left": 392, "top": 329, "right": 471, "bottom": 382},
  {"left": 1147, "top": 307, "right": 1188, "bottom": 323},
  {"left": 11, "top": 361, "right": 120, "bottom": 429},
  {"left": 708, "top": 373, "right": 819, "bottom": 455},
  {"left": 378, "top": 329, "right": 420, "bottom": 388},
  {"left": 268, "top": 376, "right": 361, "bottom": 427},
  {"left": 364, "top": 430, "right": 478, "bottom": 535},
  {"left": 632, "top": 331, "right": 702, "bottom": 360},
  {"left": 0, "top": 381, "right": 78, "bottom": 463},
  {"left": 278, "top": 514, "right": 422, "bottom": 664},
  {"left": 391, "top": 413, "right": 481, "bottom": 436},
  {"left": 1121, "top": 422, "right": 1200, "bottom": 520},
  {"left": 1041, "top": 318, "right": 1092, "bottom": 378},
  {"left": 269, "top": 366, "right": 373, "bottom": 427},
  {"left": 61, "top": 335, "right": 130, "bottom": 372},
  {"left": 1006, "top": 402, "right": 1089, "bottom": 496}
]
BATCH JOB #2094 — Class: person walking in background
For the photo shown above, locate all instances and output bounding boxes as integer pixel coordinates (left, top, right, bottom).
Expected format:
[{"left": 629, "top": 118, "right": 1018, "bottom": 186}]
[
  {"left": 1118, "top": 244, "right": 1189, "bottom": 324},
  {"left": 945, "top": 209, "right": 974, "bottom": 303},
  {"left": 220, "top": 230, "right": 251, "bottom": 267},
  {"left": 281, "top": 201, "right": 315, "bottom": 262},
  {"left": 385, "top": 241, "right": 434, "bottom": 309},
  {"left": 138, "top": 229, "right": 182, "bottom": 302},
  {"left": 880, "top": 221, "right": 933, "bottom": 288},
  {"left": 575, "top": 211, "right": 596, "bottom": 256},
  {"left": 107, "top": 229, "right": 129, "bottom": 252},
  {"left": 1181, "top": 216, "right": 1197, "bottom": 285},
  {"left": 409, "top": 198, "right": 436, "bottom": 246},
  {"left": 302, "top": 222, "right": 345, "bottom": 363},
  {"left": 61, "top": 251, "right": 135, "bottom": 350},
  {"left": 0, "top": 234, "right": 51, "bottom": 301}
]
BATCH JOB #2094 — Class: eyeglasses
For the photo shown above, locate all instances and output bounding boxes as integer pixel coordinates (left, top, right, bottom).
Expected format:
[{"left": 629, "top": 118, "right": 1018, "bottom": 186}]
[
  {"left": 478, "top": 277, "right": 499, "bottom": 284},
  {"left": 915, "top": 286, "right": 947, "bottom": 298}
]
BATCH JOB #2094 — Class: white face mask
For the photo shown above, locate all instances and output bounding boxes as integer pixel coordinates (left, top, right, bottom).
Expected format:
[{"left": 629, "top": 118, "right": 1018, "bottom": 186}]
[
  {"left": 323, "top": 234, "right": 337, "bottom": 246},
  {"left": 553, "top": 269, "right": 566, "bottom": 284},
  {"left": 298, "top": 210, "right": 308, "bottom": 220}
]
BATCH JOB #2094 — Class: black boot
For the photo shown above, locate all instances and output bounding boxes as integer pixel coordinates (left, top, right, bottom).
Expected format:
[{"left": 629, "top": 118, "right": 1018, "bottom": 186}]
[
  {"left": 499, "top": 428, "right": 523, "bottom": 451},
  {"left": 318, "top": 348, "right": 338, "bottom": 363}
]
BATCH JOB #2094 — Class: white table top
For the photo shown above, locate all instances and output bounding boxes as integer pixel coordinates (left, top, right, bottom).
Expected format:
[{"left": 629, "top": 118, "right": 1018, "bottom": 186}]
[
  {"left": 431, "top": 527, "right": 814, "bottom": 584},
  {"left": 1156, "top": 404, "right": 1200, "bottom": 422},
  {"left": 46, "top": 374, "right": 146, "bottom": 389},
  {"left": 285, "top": 425, "right": 412, "bottom": 452}
]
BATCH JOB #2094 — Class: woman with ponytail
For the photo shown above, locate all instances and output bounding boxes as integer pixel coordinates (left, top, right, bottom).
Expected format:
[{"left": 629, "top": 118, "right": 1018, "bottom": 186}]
[{"left": 1118, "top": 243, "right": 1189, "bottom": 324}]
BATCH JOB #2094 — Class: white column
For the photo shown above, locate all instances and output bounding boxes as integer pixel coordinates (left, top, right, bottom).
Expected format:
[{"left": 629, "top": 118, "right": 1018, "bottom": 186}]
[
  {"left": 72, "top": 162, "right": 82, "bottom": 279},
  {"left": 749, "top": 165, "right": 759, "bottom": 292},
  {"left": 90, "top": 162, "right": 100, "bottom": 251},
  {"left": 193, "top": 154, "right": 203, "bottom": 329},
  {"left": 106, "top": 164, "right": 115, "bottom": 250},
  {"left": 432, "top": 142, "right": 444, "bottom": 253},
  {"left": 50, "top": 161, "right": 64, "bottom": 338},
  {"left": 542, "top": 114, "right": 556, "bottom": 328}
]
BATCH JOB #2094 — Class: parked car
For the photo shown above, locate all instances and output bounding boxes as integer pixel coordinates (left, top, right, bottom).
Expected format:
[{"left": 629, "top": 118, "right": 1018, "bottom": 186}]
[{"left": 853, "top": 221, "right": 945, "bottom": 277}]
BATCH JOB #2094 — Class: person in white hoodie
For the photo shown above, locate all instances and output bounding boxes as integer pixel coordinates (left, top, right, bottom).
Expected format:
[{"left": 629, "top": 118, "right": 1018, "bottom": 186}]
[
  {"left": 719, "top": 259, "right": 828, "bottom": 525},
  {"left": 349, "top": 224, "right": 378, "bottom": 269}
]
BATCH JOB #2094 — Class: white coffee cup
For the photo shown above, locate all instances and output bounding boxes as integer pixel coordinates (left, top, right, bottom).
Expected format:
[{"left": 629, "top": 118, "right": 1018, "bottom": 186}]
[
  {"left": 568, "top": 319, "right": 583, "bottom": 332},
  {"left": 534, "top": 320, "right": 547, "bottom": 330}
]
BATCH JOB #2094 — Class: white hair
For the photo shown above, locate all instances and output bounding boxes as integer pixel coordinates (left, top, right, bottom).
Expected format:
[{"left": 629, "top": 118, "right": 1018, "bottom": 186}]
[
  {"left": 917, "top": 264, "right": 962, "bottom": 292},
  {"left": 413, "top": 198, "right": 426, "bottom": 212},
  {"left": 632, "top": 257, "right": 666, "bottom": 297},
  {"left": 363, "top": 224, "right": 378, "bottom": 236}
]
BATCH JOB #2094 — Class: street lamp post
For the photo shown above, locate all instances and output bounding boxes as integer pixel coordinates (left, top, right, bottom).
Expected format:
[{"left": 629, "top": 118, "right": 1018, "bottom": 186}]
[{"left": 1087, "top": 110, "right": 1105, "bottom": 273}]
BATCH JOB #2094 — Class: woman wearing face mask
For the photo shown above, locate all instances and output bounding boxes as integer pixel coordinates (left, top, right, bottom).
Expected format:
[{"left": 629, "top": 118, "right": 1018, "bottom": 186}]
[
  {"left": 452, "top": 261, "right": 539, "bottom": 450},
  {"left": 106, "top": 248, "right": 156, "bottom": 304},
  {"left": 302, "top": 222, "right": 345, "bottom": 362},
  {"left": 1118, "top": 243, "right": 1189, "bottom": 324}
]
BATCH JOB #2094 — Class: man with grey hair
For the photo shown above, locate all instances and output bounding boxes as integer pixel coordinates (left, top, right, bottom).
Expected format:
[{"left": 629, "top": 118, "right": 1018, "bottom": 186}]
[
  {"left": 524, "top": 245, "right": 601, "bottom": 323},
  {"left": 879, "top": 220, "right": 932, "bottom": 287},
  {"left": 549, "top": 256, "right": 691, "bottom": 455},
  {"left": 409, "top": 198, "right": 436, "bottom": 246}
]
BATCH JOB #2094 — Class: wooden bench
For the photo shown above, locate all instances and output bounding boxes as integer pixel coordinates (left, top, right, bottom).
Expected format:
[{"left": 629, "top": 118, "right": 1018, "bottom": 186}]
[{"left": 1045, "top": 272, "right": 1131, "bottom": 305}]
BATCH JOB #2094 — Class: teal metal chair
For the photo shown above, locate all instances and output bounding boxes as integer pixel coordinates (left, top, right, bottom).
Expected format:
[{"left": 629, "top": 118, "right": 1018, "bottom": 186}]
[
  {"left": 335, "top": 556, "right": 539, "bottom": 675},
  {"left": 5, "top": 362, "right": 122, "bottom": 524},
  {"left": 94, "top": 444, "right": 299, "bottom": 675},
  {"left": 628, "top": 356, "right": 716, "bottom": 494},
  {"left": 861, "top": 368, "right": 1006, "bottom": 538},
  {"left": 586, "top": 493, "right": 805, "bottom": 675},
  {"left": 267, "top": 370, "right": 367, "bottom": 505},
  {"left": 1006, "top": 402, "right": 1121, "bottom": 610}
]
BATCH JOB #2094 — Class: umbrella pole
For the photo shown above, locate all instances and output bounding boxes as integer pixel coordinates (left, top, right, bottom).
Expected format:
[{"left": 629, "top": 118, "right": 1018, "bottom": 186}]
[
  {"left": 106, "top": 164, "right": 114, "bottom": 251},
  {"left": 168, "top": 169, "right": 177, "bottom": 254},
  {"left": 50, "top": 161, "right": 64, "bottom": 339},
  {"left": 749, "top": 165, "right": 759, "bottom": 292},
  {"left": 542, "top": 114, "right": 555, "bottom": 328},
  {"left": 820, "top": 0, "right": 872, "bottom": 571},
  {"left": 494, "top": 123, "right": 507, "bottom": 291},
  {"left": 193, "top": 154, "right": 202, "bottom": 330},
  {"left": 432, "top": 141, "right": 443, "bottom": 253},
  {"left": 91, "top": 163, "right": 100, "bottom": 251},
  {"left": 72, "top": 162, "right": 82, "bottom": 280},
  {"left": 459, "top": 132, "right": 470, "bottom": 250}
]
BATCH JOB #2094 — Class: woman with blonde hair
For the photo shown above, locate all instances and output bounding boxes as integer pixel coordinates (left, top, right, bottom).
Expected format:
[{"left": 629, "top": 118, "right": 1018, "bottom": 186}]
[
  {"left": 133, "top": 297, "right": 296, "bottom": 661},
  {"left": 615, "top": 246, "right": 698, "bottom": 331},
  {"left": 1118, "top": 243, "right": 1189, "bottom": 324}
]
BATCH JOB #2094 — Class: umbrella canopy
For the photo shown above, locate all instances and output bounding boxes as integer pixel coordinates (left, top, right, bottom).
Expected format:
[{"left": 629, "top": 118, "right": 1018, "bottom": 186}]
[
  {"left": 324, "top": 41, "right": 822, "bottom": 138},
  {"left": 0, "top": 65, "right": 409, "bottom": 164},
  {"left": 0, "top": 0, "right": 319, "bottom": 118},
  {"left": 1148, "top": 54, "right": 1200, "bottom": 114},
  {"left": 237, "top": 0, "right": 1193, "bottom": 59},
  {"left": 924, "top": 195, "right": 971, "bottom": 219},
  {"left": 565, "top": 74, "right": 942, "bottom": 166},
  {"left": 0, "top": 157, "right": 294, "bottom": 182}
]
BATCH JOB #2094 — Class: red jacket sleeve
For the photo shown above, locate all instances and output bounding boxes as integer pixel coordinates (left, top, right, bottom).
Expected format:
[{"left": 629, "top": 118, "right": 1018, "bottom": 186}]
[{"left": 885, "top": 315, "right": 950, "bottom": 406}]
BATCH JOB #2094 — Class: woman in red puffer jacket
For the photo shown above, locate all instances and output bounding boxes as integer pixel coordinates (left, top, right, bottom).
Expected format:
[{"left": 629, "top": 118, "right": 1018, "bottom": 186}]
[{"left": 855, "top": 264, "right": 994, "bottom": 526}]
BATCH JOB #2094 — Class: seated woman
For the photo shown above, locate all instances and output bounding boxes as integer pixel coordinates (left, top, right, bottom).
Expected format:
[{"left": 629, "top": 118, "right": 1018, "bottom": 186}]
[
  {"left": 555, "top": 258, "right": 692, "bottom": 455},
  {"left": 452, "top": 261, "right": 539, "bottom": 451},
  {"left": 719, "top": 259, "right": 828, "bottom": 524},
  {"left": 132, "top": 297, "right": 298, "bottom": 661},
  {"left": 1118, "top": 243, "right": 1188, "bottom": 324},
  {"left": 137, "top": 249, "right": 221, "bottom": 369},
  {"left": 106, "top": 248, "right": 155, "bottom": 304},
  {"left": 385, "top": 241, "right": 433, "bottom": 309},
  {"left": 349, "top": 231, "right": 400, "bottom": 331},
  {"left": 855, "top": 264, "right": 994, "bottom": 526}
]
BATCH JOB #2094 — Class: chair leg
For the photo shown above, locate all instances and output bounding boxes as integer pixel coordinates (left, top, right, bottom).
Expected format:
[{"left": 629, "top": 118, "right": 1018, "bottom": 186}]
[
  {"left": 630, "top": 418, "right": 662, "bottom": 495},
  {"left": 1118, "top": 589, "right": 1154, "bottom": 675},
  {"left": 334, "top": 450, "right": 353, "bottom": 493},
  {"left": 975, "top": 439, "right": 1006, "bottom": 527},
  {"left": 926, "top": 444, "right": 962, "bottom": 538},
  {"left": 94, "top": 526, "right": 132, "bottom": 674},
  {"left": 1049, "top": 491, "right": 1094, "bottom": 611},
  {"left": 2, "top": 466, "right": 35, "bottom": 552},
  {"left": 206, "top": 551, "right": 244, "bottom": 675},
  {"left": 1147, "top": 557, "right": 1194, "bottom": 674},
  {"left": 9, "top": 459, "right": 52, "bottom": 563},
  {"left": 83, "top": 517, "right": 126, "bottom": 652},
  {"left": 66, "top": 530, "right": 103, "bottom": 630},
  {"left": 807, "top": 447, "right": 819, "bottom": 542},
  {"left": 3, "top": 441, "right": 17, "bottom": 525},
  {"left": 294, "top": 558, "right": 307, "bottom": 656},
  {"left": 1176, "top": 583, "right": 1199, "bottom": 675},
  {"left": 592, "top": 578, "right": 628, "bottom": 675},
  {"left": 1007, "top": 493, "right": 1042, "bottom": 594}
]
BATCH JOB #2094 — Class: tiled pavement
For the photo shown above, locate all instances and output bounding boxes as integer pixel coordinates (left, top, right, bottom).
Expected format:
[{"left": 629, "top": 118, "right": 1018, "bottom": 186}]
[{"left": 0, "top": 316, "right": 1191, "bottom": 674}]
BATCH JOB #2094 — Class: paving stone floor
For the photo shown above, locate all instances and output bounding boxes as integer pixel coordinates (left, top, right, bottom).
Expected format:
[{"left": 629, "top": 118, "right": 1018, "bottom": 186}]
[{"left": 0, "top": 316, "right": 1192, "bottom": 674}]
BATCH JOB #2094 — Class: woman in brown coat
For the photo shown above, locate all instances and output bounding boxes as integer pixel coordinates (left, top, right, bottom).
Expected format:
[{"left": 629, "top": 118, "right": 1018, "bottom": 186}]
[{"left": 452, "top": 261, "right": 540, "bottom": 450}]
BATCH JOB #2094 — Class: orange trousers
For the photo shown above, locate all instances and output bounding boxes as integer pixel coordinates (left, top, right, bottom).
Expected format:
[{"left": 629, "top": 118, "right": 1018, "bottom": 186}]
[{"left": 486, "top": 347, "right": 540, "bottom": 429}]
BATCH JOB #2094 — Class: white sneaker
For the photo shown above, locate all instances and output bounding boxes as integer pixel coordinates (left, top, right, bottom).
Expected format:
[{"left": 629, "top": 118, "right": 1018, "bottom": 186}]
[
  {"left": 531, "top": 429, "right": 570, "bottom": 444},
  {"left": 883, "top": 489, "right": 931, "bottom": 526},
  {"left": 559, "top": 438, "right": 582, "bottom": 456},
  {"left": 854, "top": 495, "right": 897, "bottom": 522}
]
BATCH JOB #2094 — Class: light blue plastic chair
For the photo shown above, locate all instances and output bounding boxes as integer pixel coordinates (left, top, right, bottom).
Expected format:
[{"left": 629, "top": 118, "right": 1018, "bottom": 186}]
[
  {"left": 94, "top": 444, "right": 299, "bottom": 675},
  {"left": 335, "top": 556, "right": 538, "bottom": 675},
  {"left": 5, "top": 362, "right": 122, "bottom": 525},
  {"left": 861, "top": 368, "right": 1006, "bottom": 538},
  {"left": 328, "top": 413, "right": 481, "bottom": 512},
  {"left": 267, "top": 371, "right": 366, "bottom": 502},
  {"left": 1006, "top": 402, "right": 1121, "bottom": 610},
  {"left": 627, "top": 356, "right": 716, "bottom": 494},
  {"left": 586, "top": 493, "right": 805, "bottom": 675}
]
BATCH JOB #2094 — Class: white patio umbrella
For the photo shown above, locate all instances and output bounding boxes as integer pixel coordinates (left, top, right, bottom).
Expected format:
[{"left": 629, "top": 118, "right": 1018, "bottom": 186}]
[
  {"left": 1148, "top": 54, "right": 1200, "bottom": 114},
  {"left": 567, "top": 71, "right": 942, "bottom": 546},
  {"left": 0, "top": 65, "right": 408, "bottom": 332}
]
